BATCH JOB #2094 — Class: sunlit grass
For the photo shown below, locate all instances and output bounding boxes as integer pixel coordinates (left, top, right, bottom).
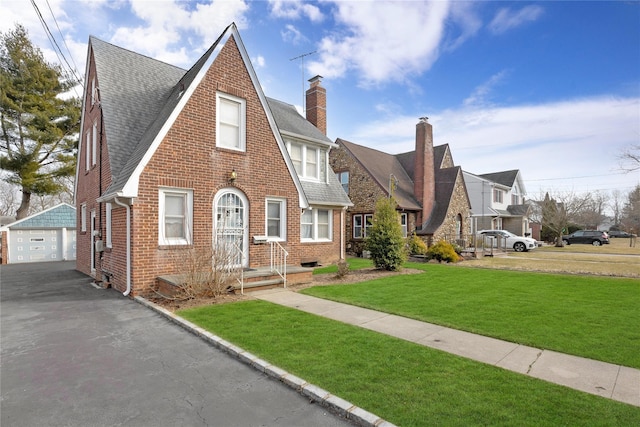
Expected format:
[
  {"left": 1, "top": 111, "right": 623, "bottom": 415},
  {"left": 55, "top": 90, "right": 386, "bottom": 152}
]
[{"left": 179, "top": 301, "right": 640, "bottom": 426}]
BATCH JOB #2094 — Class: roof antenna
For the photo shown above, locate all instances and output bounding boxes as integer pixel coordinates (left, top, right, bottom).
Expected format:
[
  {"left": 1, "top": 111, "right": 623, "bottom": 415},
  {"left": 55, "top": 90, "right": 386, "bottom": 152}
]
[{"left": 290, "top": 50, "right": 317, "bottom": 113}]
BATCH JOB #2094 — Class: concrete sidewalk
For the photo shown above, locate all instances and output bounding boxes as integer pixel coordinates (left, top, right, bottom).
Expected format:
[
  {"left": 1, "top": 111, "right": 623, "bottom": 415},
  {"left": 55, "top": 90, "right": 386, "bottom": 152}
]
[{"left": 249, "top": 288, "right": 640, "bottom": 408}]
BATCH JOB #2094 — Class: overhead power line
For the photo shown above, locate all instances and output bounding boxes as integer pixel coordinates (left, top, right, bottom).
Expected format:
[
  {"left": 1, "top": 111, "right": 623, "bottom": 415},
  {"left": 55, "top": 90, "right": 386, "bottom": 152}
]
[{"left": 29, "top": 0, "right": 82, "bottom": 94}]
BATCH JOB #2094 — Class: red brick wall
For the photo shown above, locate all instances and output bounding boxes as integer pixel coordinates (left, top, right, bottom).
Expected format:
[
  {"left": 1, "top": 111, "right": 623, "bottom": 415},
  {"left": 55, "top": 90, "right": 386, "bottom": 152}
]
[
  {"left": 305, "top": 76, "right": 326, "bottom": 135},
  {"left": 415, "top": 119, "right": 435, "bottom": 226},
  {"left": 125, "top": 35, "right": 342, "bottom": 295},
  {"left": 0, "top": 230, "right": 7, "bottom": 264},
  {"left": 75, "top": 47, "right": 113, "bottom": 282}
]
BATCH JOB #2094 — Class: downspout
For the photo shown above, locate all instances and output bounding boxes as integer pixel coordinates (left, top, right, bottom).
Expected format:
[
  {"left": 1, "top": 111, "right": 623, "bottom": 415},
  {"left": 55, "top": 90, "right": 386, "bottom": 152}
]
[
  {"left": 113, "top": 197, "right": 131, "bottom": 296},
  {"left": 340, "top": 207, "right": 345, "bottom": 260}
]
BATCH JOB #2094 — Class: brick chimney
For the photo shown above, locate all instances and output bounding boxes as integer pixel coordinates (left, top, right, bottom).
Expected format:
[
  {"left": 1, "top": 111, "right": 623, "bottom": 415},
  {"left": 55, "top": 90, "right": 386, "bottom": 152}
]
[
  {"left": 414, "top": 117, "right": 435, "bottom": 226},
  {"left": 305, "top": 75, "right": 326, "bottom": 135}
]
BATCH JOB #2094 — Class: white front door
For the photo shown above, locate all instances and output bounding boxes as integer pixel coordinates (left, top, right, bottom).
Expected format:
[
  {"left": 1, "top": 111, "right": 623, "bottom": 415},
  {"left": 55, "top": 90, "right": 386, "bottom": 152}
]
[{"left": 213, "top": 189, "right": 248, "bottom": 268}]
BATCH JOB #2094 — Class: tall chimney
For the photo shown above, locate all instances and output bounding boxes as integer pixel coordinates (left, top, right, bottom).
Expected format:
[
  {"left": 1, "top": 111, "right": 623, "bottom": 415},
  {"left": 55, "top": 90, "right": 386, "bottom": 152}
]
[
  {"left": 415, "top": 117, "right": 435, "bottom": 226},
  {"left": 306, "top": 75, "right": 326, "bottom": 135}
]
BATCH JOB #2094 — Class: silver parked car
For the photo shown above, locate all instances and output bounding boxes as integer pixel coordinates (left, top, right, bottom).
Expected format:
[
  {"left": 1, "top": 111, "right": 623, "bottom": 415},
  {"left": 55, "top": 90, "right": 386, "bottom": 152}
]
[{"left": 478, "top": 229, "right": 538, "bottom": 252}]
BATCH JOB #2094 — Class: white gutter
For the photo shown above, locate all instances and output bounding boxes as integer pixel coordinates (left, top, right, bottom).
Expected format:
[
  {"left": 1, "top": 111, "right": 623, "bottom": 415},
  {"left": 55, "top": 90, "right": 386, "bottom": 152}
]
[{"left": 113, "top": 197, "right": 131, "bottom": 296}]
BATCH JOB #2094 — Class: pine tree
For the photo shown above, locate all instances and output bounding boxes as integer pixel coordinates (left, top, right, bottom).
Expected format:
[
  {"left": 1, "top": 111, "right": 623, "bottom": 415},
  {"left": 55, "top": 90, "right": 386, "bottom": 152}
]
[
  {"left": 365, "top": 197, "right": 407, "bottom": 271},
  {"left": 1, "top": 24, "right": 80, "bottom": 219}
]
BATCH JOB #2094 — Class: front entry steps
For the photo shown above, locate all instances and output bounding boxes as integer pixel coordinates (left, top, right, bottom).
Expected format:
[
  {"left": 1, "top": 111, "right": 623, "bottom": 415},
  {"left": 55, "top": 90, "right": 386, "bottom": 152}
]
[{"left": 157, "top": 265, "right": 313, "bottom": 296}]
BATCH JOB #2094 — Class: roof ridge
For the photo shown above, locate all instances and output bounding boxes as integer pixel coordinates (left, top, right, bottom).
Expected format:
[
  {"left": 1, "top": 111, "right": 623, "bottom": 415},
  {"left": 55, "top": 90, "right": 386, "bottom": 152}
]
[{"left": 89, "top": 35, "right": 186, "bottom": 73}]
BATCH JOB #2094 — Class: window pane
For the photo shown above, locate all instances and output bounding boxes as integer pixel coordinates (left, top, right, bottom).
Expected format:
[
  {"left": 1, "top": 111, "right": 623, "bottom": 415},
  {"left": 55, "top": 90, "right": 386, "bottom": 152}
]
[
  {"left": 165, "top": 194, "right": 184, "bottom": 216},
  {"left": 317, "top": 210, "right": 329, "bottom": 239},
  {"left": 219, "top": 98, "right": 239, "bottom": 125},
  {"left": 219, "top": 124, "right": 239, "bottom": 148},
  {"left": 165, "top": 217, "right": 184, "bottom": 238},
  {"left": 165, "top": 194, "right": 185, "bottom": 239},
  {"left": 267, "top": 201, "right": 281, "bottom": 238},
  {"left": 290, "top": 144, "right": 302, "bottom": 175},
  {"left": 301, "top": 210, "right": 313, "bottom": 239},
  {"left": 353, "top": 215, "right": 362, "bottom": 238},
  {"left": 306, "top": 148, "right": 318, "bottom": 178}
]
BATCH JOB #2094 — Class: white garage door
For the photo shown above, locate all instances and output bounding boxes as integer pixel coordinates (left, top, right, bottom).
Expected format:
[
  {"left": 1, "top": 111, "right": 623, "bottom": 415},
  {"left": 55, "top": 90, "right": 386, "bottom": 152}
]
[{"left": 9, "top": 229, "right": 75, "bottom": 263}]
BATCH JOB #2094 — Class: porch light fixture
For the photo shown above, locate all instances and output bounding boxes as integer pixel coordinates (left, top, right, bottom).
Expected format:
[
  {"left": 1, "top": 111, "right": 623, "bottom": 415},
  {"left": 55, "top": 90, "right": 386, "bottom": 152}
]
[{"left": 229, "top": 169, "right": 237, "bottom": 183}]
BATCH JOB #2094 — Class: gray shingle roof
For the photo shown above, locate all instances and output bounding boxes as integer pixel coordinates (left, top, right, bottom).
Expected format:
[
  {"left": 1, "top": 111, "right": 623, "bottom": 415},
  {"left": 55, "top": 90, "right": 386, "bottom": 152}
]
[
  {"left": 267, "top": 99, "right": 351, "bottom": 207},
  {"left": 338, "top": 138, "right": 422, "bottom": 211},
  {"left": 89, "top": 26, "right": 348, "bottom": 208},
  {"left": 419, "top": 167, "right": 462, "bottom": 235},
  {"left": 90, "top": 37, "right": 185, "bottom": 195},
  {"left": 479, "top": 169, "right": 519, "bottom": 188},
  {"left": 7, "top": 203, "right": 76, "bottom": 229}
]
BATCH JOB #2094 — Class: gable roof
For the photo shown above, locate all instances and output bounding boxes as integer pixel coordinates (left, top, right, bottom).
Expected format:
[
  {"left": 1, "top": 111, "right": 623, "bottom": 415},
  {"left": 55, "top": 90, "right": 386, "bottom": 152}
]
[
  {"left": 479, "top": 169, "right": 520, "bottom": 188},
  {"left": 4, "top": 203, "right": 76, "bottom": 229},
  {"left": 419, "top": 167, "right": 463, "bottom": 235},
  {"left": 337, "top": 138, "right": 421, "bottom": 211},
  {"left": 84, "top": 24, "right": 332, "bottom": 209},
  {"left": 268, "top": 99, "right": 351, "bottom": 207},
  {"left": 89, "top": 37, "right": 185, "bottom": 194}
]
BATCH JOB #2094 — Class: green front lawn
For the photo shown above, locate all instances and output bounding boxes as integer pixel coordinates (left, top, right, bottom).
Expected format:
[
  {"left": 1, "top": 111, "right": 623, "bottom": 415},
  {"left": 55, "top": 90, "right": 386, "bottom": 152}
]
[
  {"left": 179, "top": 301, "right": 640, "bottom": 426},
  {"left": 302, "top": 263, "right": 640, "bottom": 368}
]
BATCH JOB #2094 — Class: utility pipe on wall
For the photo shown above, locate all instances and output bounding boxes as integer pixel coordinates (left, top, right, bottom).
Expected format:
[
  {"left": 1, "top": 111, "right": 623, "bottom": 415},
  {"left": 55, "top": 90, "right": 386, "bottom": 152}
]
[{"left": 113, "top": 197, "right": 131, "bottom": 296}]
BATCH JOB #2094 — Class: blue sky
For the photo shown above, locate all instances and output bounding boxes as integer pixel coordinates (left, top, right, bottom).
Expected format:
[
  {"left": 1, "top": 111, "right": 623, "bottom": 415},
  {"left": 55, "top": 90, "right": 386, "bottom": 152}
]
[{"left": 2, "top": 0, "right": 639, "bottom": 200}]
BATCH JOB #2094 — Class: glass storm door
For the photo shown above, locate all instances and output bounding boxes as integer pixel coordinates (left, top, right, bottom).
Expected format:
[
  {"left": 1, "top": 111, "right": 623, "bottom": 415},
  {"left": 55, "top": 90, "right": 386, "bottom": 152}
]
[{"left": 214, "top": 190, "right": 248, "bottom": 268}]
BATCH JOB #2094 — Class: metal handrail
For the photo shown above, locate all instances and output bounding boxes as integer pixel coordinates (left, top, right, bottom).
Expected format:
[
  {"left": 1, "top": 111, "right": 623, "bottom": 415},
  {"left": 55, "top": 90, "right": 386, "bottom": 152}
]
[{"left": 270, "top": 241, "right": 288, "bottom": 288}]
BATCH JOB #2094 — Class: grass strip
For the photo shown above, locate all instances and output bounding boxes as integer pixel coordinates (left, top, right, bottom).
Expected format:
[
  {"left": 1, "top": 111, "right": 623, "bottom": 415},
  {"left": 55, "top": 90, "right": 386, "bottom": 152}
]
[
  {"left": 302, "top": 264, "right": 640, "bottom": 368},
  {"left": 179, "top": 301, "right": 640, "bottom": 426}
]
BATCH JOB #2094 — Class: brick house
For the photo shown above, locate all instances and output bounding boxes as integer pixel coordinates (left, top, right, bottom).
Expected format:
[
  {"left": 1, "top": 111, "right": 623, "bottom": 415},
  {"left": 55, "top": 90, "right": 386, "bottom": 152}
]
[
  {"left": 330, "top": 117, "right": 471, "bottom": 255},
  {"left": 74, "top": 23, "right": 351, "bottom": 296},
  {"left": 462, "top": 169, "right": 533, "bottom": 237}
]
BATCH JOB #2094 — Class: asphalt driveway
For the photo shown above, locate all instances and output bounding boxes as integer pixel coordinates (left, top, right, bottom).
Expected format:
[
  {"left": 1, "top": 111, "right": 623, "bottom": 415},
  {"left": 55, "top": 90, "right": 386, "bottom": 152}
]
[{"left": 0, "top": 261, "right": 351, "bottom": 426}]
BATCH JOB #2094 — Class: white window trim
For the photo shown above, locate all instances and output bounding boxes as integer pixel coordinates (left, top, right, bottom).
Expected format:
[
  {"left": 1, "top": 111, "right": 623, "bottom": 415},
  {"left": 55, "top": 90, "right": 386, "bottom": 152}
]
[
  {"left": 92, "top": 121, "right": 97, "bottom": 166},
  {"left": 353, "top": 214, "right": 363, "bottom": 239},
  {"left": 265, "top": 198, "right": 286, "bottom": 241},
  {"left": 301, "top": 208, "right": 333, "bottom": 242},
  {"left": 287, "top": 141, "right": 324, "bottom": 181},
  {"left": 158, "top": 188, "right": 193, "bottom": 246},
  {"left": 81, "top": 203, "right": 87, "bottom": 232},
  {"left": 216, "top": 92, "right": 246, "bottom": 152},
  {"left": 401, "top": 213, "right": 408, "bottom": 237},
  {"left": 364, "top": 214, "right": 373, "bottom": 238},
  {"left": 85, "top": 130, "right": 90, "bottom": 171},
  {"left": 105, "top": 202, "right": 112, "bottom": 248}
]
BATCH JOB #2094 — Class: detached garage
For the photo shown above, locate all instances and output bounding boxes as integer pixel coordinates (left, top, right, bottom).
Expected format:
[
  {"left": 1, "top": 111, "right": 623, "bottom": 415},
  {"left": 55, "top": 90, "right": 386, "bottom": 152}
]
[{"left": 0, "top": 203, "right": 76, "bottom": 264}]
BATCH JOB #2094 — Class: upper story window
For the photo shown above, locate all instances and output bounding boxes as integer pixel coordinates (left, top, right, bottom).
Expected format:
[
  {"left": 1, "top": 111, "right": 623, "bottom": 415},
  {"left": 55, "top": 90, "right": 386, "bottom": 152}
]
[
  {"left": 85, "top": 130, "right": 90, "bottom": 171},
  {"left": 216, "top": 92, "right": 246, "bottom": 151},
  {"left": 336, "top": 171, "right": 349, "bottom": 194},
  {"left": 511, "top": 194, "right": 520, "bottom": 205},
  {"left": 91, "top": 121, "right": 97, "bottom": 166},
  {"left": 287, "top": 142, "right": 326, "bottom": 181},
  {"left": 159, "top": 188, "right": 193, "bottom": 246},
  {"left": 493, "top": 189, "right": 504, "bottom": 204}
]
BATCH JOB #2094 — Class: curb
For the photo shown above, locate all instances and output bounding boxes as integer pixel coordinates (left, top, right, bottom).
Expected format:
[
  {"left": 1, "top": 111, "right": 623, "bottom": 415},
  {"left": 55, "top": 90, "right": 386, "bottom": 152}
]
[{"left": 135, "top": 296, "right": 396, "bottom": 427}]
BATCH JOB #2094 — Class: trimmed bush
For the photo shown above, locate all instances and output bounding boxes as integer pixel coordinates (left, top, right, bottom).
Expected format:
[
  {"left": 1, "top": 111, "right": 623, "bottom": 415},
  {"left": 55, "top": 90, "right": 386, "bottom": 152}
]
[
  {"left": 407, "top": 233, "right": 428, "bottom": 255},
  {"left": 365, "top": 197, "right": 407, "bottom": 271},
  {"left": 426, "top": 240, "right": 462, "bottom": 263}
]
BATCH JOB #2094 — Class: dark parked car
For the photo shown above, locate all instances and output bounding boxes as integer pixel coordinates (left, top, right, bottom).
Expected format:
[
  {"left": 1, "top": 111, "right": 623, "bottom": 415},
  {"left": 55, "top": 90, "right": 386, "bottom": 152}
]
[
  {"left": 608, "top": 230, "right": 633, "bottom": 238},
  {"left": 562, "top": 230, "right": 610, "bottom": 246}
]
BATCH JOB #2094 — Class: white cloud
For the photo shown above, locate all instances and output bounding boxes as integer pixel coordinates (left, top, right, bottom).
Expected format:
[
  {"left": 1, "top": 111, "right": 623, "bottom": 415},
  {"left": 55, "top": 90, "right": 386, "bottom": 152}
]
[
  {"left": 463, "top": 70, "right": 509, "bottom": 107},
  {"left": 252, "top": 54, "right": 266, "bottom": 68},
  {"left": 489, "top": 5, "right": 544, "bottom": 35},
  {"left": 111, "top": 0, "right": 249, "bottom": 67},
  {"left": 345, "top": 96, "right": 640, "bottom": 195},
  {"left": 307, "top": 1, "right": 451, "bottom": 86},
  {"left": 281, "top": 24, "right": 307, "bottom": 45},
  {"left": 268, "top": 0, "right": 323, "bottom": 22}
]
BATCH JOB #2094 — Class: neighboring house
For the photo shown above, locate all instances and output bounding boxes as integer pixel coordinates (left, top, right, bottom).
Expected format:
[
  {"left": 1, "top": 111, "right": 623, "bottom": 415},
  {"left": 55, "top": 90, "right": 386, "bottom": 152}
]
[
  {"left": 330, "top": 117, "right": 471, "bottom": 255},
  {"left": 0, "top": 203, "right": 76, "bottom": 264},
  {"left": 74, "top": 24, "right": 351, "bottom": 296},
  {"left": 463, "top": 169, "right": 532, "bottom": 237}
]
